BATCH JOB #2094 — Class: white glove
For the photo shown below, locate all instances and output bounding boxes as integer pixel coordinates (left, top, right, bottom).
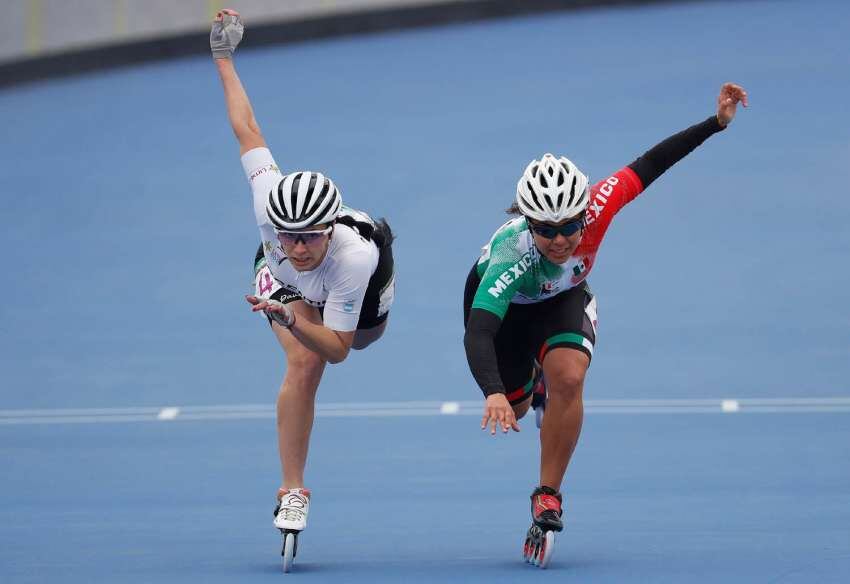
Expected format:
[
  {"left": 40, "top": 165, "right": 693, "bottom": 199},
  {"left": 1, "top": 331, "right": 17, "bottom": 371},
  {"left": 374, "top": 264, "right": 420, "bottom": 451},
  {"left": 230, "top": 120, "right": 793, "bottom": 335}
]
[{"left": 263, "top": 298, "right": 296, "bottom": 328}]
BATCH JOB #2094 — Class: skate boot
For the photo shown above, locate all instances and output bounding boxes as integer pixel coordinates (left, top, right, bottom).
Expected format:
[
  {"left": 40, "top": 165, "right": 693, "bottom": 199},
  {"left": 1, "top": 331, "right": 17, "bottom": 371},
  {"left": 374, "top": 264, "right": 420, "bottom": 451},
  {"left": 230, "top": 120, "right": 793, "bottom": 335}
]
[
  {"left": 530, "top": 485, "right": 563, "bottom": 531},
  {"left": 274, "top": 488, "right": 310, "bottom": 572},
  {"left": 523, "top": 486, "right": 563, "bottom": 568}
]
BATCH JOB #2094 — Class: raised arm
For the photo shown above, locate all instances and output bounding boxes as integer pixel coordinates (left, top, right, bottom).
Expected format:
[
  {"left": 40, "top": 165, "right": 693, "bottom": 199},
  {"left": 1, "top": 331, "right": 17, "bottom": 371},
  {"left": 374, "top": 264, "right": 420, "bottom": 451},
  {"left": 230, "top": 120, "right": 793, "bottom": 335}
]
[
  {"left": 211, "top": 9, "right": 266, "bottom": 155},
  {"left": 628, "top": 83, "right": 748, "bottom": 189}
]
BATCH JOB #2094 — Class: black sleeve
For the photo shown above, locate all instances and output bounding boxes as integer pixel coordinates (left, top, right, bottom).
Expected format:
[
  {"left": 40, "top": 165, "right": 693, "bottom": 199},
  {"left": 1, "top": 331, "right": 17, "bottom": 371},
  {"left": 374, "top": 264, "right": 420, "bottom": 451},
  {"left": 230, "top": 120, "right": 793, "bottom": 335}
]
[
  {"left": 463, "top": 308, "right": 506, "bottom": 397},
  {"left": 628, "top": 115, "right": 725, "bottom": 189}
]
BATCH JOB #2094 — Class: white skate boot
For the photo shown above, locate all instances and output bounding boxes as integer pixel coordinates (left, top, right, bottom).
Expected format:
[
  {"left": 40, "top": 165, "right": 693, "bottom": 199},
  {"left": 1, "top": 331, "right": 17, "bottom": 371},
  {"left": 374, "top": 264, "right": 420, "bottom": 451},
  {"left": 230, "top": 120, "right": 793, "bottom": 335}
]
[{"left": 274, "top": 487, "right": 310, "bottom": 572}]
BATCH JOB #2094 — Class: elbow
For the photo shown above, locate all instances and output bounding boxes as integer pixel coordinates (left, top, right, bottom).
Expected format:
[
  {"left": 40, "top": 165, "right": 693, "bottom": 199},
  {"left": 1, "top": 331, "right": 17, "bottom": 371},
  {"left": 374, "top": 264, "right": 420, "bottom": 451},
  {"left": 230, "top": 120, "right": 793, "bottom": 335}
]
[
  {"left": 245, "top": 118, "right": 262, "bottom": 137},
  {"left": 233, "top": 125, "right": 262, "bottom": 145},
  {"left": 463, "top": 327, "right": 487, "bottom": 363},
  {"left": 231, "top": 119, "right": 264, "bottom": 150},
  {"left": 463, "top": 329, "right": 474, "bottom": 355}
]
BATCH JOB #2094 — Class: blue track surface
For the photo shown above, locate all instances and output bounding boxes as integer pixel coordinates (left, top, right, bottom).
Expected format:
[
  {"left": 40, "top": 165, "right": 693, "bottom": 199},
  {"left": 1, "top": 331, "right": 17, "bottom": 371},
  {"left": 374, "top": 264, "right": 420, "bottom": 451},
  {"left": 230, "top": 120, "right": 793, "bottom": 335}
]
[{"left": 1, "top": 1, "right": 849, "bottom": 581}]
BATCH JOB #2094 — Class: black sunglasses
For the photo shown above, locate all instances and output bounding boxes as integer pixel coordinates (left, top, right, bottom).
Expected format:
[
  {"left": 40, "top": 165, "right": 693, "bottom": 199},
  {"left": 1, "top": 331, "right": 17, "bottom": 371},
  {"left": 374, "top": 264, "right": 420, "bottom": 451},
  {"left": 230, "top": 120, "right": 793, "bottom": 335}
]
[{"left": 527, "top": 217, "right": 585, "bottom": 239}]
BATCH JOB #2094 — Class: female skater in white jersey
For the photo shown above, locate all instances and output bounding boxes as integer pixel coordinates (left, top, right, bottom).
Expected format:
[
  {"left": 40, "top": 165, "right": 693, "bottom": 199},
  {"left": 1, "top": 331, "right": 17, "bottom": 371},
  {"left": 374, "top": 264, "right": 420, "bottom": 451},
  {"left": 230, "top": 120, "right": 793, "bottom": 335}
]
[{"left": 210, "top": 9, "right": 396, "bottom": 568}]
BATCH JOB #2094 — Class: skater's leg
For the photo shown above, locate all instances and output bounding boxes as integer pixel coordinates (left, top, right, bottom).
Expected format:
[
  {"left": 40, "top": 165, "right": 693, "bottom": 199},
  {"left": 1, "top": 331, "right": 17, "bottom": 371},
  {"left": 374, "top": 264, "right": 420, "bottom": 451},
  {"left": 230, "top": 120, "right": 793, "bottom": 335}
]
[
  {"left": 351, "top": 231, "right": 394, "bottom": 351},
  {"left": 351, "top": 319, "right": 388, "bottom": 350},
  {"left": 271, "top": 301, "right": 326, "bottom": 490},
  {"left": 539, "top": 347, "right": 589, "bottom": 491},
  {"left": 531, "top": 364, "right": 546, "bottom": 428},
  {"left": 526, "top": 350, "right": 584, "bottom": 565}
]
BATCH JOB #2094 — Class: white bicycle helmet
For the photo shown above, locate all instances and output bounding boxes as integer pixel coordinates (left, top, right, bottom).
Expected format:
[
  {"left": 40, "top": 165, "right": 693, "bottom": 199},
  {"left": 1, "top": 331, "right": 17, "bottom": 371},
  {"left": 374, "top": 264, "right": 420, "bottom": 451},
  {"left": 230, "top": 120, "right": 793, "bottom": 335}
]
[
  {"left": 516, "top": 153, "right": 589, "bottom": 223},
  {"left": 266, "top": 171, "right": 342, "bottom": 230}
]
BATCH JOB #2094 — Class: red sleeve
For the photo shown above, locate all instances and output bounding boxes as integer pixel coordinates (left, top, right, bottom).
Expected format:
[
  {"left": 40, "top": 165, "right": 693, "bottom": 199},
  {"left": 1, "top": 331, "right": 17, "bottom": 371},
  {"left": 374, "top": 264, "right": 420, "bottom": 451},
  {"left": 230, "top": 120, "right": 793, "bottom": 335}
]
[{"left": 576, "top": 167, "right": 644, "bottom": 255}]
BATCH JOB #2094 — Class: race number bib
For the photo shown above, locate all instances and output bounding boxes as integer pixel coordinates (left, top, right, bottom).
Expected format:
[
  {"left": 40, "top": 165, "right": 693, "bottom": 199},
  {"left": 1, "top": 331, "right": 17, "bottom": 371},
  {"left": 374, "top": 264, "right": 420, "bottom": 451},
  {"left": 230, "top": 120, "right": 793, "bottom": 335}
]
[{"left": 254, "top": 265, "right": 282, "bottom": 298}]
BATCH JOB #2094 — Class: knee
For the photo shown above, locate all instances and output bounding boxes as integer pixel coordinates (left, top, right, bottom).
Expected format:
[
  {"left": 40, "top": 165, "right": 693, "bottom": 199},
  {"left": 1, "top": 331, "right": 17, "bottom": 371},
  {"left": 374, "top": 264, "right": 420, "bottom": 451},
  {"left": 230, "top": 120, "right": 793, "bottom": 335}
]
[
  {"left": 285, "top": 350, "right": 325, "bottom": 383},
  {"left": 545, "top": 364, "right": 586, "bottom": 403}
]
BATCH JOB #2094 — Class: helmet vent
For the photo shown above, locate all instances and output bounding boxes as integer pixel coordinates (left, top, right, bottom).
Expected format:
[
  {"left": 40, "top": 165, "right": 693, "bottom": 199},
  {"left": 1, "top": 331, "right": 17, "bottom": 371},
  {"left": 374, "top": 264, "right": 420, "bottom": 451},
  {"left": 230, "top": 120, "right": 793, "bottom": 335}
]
[
  {"left": 268, "top": 187, "right": 284, "bottom": 228},
  {"left": 576, "top": 188, "right": 587, "bottom": 208},
  {"left": 528, "top": 185, "right": 543, "bottom": 210},
  {"left": 539, "top": 173, "right": 549, "bottom": 188},
  {"left": 291, "top": 172, "right": 303, "bottom": 195},
  {"left": 290, "top": 172, "right": 304, "bottom": 217},
  {"left": 303, "top": 178, "right": 330, "bottom": 218}
]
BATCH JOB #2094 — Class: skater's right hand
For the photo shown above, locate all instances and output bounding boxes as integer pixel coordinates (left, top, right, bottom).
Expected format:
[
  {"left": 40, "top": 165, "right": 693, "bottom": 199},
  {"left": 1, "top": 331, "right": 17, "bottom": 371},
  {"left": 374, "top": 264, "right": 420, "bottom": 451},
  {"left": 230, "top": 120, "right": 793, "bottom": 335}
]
[
  {"left": 210, "top": 9, "right": 244, "bottom": 59},
  {"left": 246, "top": 295, "right": 295, "bottom": 328},
  {"left": 481, "top": 394, "right": 520, "bottom": 435}
]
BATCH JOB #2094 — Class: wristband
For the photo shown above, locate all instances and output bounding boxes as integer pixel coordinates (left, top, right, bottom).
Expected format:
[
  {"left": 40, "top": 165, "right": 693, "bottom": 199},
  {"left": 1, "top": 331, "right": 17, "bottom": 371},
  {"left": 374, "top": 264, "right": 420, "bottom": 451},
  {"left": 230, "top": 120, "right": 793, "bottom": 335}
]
[{"left": 264, "top": 298, "right": 295, "bottom": 328}]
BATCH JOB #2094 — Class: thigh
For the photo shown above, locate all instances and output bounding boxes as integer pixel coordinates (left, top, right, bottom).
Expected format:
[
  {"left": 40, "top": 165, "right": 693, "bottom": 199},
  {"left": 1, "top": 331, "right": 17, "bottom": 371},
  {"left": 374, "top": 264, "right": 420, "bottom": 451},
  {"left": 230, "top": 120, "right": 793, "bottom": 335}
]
[
  {"left": 272, "top": 306, "right": 327, "bottom": 390},
  {"left": 271, "top": 300, "right": 327, "bottom": 374},
  {"left": 351, "top": 319, "right": 387, "bottom": 350},
  {"left": 254, "top": 244, "right": 326, "bottom": 362},
  {"left": 532, "top": 283, "right": 598, "bottom": 365},
  {"left": 355, "top": 241, "right": 395, "bottom": 331},
  {"left": 492, "top": 305, "right": 538, "bottom": 405}
]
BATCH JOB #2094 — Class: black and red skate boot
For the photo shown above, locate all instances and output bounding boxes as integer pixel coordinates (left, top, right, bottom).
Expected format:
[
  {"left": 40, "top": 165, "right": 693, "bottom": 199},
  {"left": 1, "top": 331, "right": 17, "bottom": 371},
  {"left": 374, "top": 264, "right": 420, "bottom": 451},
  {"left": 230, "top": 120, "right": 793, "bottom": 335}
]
[{"left": 530, "top": 485, "right": 563, "bottom": 532}]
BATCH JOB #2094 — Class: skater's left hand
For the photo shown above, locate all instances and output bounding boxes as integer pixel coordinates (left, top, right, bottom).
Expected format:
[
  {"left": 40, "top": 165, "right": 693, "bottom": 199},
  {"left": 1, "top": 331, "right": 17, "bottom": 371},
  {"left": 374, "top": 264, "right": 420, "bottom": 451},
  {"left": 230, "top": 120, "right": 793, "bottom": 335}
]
[
  {"left": 246, "top": 295, "right": 295, "bottom": 328},
  {"left": 716, "top": 82, "right": 748, "bottom": 127}
]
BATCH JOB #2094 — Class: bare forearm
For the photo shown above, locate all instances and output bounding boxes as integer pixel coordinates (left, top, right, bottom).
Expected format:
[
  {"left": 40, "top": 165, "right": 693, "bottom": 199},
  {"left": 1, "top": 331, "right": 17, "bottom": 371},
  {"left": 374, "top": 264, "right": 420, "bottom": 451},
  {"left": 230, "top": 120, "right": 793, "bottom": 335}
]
[
  {"left": 215, "top": 58, "right": 264, "bottom": 153},
  {"left": 289, "top": 320, "right": 351, "bottom": 364}
]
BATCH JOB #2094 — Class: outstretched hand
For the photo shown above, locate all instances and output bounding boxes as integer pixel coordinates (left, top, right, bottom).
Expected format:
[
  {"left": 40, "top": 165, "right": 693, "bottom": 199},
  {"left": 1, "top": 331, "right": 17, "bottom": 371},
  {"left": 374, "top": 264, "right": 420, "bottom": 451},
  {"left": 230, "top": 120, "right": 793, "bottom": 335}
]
[
  {"left": 716, "top": 82, "right": 748, "bottom": 127},
  {"left": 210, "top": 9, "right": 244, "bottom": 60},
  {"left": 481, "top": 393, "right": 521, "bottom": 435},
  {"left": 246, "top": 295, "right": 296, "bottom": 328}
]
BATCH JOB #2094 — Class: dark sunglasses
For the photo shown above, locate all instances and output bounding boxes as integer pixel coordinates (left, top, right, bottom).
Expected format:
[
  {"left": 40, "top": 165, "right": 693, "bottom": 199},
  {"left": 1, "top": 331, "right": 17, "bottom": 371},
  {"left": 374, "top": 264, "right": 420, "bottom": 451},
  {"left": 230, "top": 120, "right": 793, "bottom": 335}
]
[{"left": 527, "top": 217, "right": 585, "bottom": 239}]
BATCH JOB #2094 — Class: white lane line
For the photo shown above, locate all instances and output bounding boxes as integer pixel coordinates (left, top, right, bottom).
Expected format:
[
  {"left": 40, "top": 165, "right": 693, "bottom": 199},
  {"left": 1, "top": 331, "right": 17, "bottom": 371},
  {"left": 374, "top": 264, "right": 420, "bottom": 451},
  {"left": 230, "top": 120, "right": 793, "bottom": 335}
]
[
  {"left": 1, "top": 398, "right": 849, "bottom": 426},
  {"left": 0, "top": 415, "right": 165, "bottom": 425},
  {"left": 582, "top": 397, "right": 850, "bottom": 407},
  {"left": 0, "top": 406, "right": 162, "bottom": 417},
  {"left": 440, "top": 401, "right": 461, "bottom": 415},
  {"left": 157, "top": 407, "right": 180, "bottom": 421}
]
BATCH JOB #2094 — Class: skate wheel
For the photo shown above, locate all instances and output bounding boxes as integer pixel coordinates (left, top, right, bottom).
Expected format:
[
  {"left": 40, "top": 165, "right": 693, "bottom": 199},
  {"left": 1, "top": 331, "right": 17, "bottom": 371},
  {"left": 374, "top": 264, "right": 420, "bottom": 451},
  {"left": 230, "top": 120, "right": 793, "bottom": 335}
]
[
  {"left": 282, "top": 532, "right": 296, "bottom": 573},
  {"left": 537, "top": 530, "right": 555, "bottom": 569},
  {"left": 523, "top": 525, "right": 540, "bottom": 564},
  {"left": 523, "top": 525, "right": 555, "bottom": 568}
]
